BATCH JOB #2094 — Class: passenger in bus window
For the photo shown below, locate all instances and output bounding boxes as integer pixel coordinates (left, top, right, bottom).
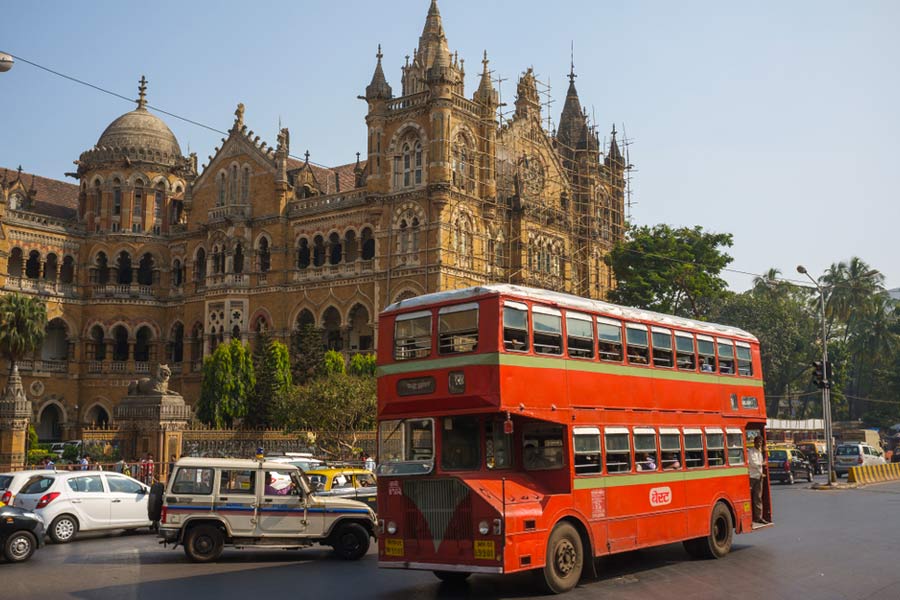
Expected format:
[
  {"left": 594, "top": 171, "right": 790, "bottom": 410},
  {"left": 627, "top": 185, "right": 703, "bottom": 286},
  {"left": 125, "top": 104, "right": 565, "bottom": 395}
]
[
  {"left": 662, "top": 452, "right": 681, "bottom": 470},
  {"left": 637, "top": 453, "right": 656, "bottom": 471}
]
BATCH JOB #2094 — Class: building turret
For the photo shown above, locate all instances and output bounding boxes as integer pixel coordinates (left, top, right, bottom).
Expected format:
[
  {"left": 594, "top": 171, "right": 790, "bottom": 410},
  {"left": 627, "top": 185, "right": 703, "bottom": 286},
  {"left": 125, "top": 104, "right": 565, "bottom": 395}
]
[
  {"left": 514, "top": 68, "right": 541, "bottom": 121},
  {"left": 365, "top": 45, "right": 393, "bottom": 101},
  {"left": 557, "top": 63, "right": 586, "bottom": 153}
]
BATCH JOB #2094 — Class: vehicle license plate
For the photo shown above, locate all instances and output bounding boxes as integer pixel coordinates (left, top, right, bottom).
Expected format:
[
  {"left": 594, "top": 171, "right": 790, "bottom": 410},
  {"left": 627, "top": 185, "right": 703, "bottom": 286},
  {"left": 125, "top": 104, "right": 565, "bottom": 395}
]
[
  {"left": 385, "top": 538, "right": 404, "bottom": 556},
  {"left": 474, "top": 540, "right": 495, "bottom": 560}
]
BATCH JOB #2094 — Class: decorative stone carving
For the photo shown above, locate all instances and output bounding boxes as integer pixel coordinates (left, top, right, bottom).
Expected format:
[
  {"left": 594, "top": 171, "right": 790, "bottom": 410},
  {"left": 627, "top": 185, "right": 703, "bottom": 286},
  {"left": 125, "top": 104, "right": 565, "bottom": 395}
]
[{"left": 127, "top": 363, "right": 171, "bottom": 395}]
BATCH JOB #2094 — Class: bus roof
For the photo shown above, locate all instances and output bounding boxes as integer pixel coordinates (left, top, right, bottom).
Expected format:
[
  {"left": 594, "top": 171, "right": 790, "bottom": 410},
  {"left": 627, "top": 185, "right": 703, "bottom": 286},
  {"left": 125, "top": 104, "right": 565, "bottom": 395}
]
[{"left": 382, "top": 284, "right": 758, "bottom": 342}]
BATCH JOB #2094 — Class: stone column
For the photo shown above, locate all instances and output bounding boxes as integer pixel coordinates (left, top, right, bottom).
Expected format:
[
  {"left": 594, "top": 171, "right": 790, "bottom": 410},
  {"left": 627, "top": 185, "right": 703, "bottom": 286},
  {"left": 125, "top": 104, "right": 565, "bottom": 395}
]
[{"left": 0, "top": 365, "right": 32, "bottom": 471}]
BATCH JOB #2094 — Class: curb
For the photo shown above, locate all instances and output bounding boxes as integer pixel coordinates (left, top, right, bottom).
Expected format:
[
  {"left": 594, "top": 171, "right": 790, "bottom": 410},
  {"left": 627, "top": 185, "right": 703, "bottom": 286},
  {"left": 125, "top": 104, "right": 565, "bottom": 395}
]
[{"left": 848, "top": 463, "right": 900, "bottom": 485}]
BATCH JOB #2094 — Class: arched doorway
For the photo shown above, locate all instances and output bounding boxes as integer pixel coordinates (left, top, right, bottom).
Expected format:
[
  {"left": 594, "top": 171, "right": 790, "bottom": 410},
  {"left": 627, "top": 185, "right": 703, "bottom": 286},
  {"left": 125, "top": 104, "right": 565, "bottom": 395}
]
[
  {"left": 348, "top": 304, "right": 373, "bottom": 352},
  {"left": 322, "top": 306, "right": 342, "bottom": 351},
  {"left": 84, "top": 404, "right": 110, "bottom": 428},
  {"left": 37, "top": 403, "right": 63, "bottom": 442}
]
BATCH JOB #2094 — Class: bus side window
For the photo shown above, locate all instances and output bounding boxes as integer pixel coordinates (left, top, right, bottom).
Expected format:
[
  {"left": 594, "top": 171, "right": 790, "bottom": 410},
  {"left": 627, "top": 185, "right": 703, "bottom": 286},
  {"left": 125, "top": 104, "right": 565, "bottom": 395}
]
[
  {"left": 651, "top": 329, "right": 673, "bottom": 368},
  {"left": 597, "top": 318, "right": 623, "bottom": 362},
  {"left": 660, "top": 431, "right": 682, "bottom": 470},
  {"left": 684, "top": 432, "right": 705, "bottom": 469},
  {"left": 675, "top": 332, "right": 696, "bottom": 370},
  {"left": 625, "top": 324, "right": 649, "bottom": 365},
  {"left": 717, "top": 340, "right": 735, "bottom": 375},
  {"left": 566, "top": 312, "right": 594, "bottom": 359},
  {"left": 726, "top": 430, "right": 745, "bottom": 465},
  {"left": 604, "top": 430, "right": 631, "bottom": 473},
  {"left": 697, "top": 336, "right": 716, "bottom": 373},
  {"left": 523, "top": 423, "right": 565, "bottom": 470},
  {"left": 705, "top": 430, "right": 726, "bottom": 467},
  {"left": 634, "top": 429, "right": 658, "bottom": 471},
  {"left": 736, "top": 343, "right": 753, "bottom": 376},
  {"left": 503, "top": 303, "right": 529, "bottom": 352},
  {"left": 573, "top": 427, "right": 602, "bottom": 475},
  {"left": 533, "top": 307, "right": 563, "bottom": 356}
]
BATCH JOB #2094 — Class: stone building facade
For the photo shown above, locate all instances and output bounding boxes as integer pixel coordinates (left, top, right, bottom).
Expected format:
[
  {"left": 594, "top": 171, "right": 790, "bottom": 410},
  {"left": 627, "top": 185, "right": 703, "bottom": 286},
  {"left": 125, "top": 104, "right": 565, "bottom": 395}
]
[{"left": 0, "top": 0, "right": 626, "bottom": 441}]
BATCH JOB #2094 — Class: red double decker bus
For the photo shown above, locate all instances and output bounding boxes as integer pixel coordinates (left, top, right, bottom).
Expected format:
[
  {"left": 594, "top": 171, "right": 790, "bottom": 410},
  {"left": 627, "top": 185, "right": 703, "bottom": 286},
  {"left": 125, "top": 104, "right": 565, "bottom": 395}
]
[{"left": 375, "top": 285, "right": 772, "bottom": 593}]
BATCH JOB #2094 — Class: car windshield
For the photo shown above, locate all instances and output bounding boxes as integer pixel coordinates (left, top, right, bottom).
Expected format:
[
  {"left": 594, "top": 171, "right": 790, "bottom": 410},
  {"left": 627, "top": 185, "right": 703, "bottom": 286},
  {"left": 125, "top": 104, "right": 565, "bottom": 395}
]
[
  {"left": 768, "top": 450, "right": 787, "bottom": 461},
  {"left": 836, "top": 445, "right": 859, "bottom": 456},
  {"left": 378, "top": 418, "right": 434, "bottom": 475}
]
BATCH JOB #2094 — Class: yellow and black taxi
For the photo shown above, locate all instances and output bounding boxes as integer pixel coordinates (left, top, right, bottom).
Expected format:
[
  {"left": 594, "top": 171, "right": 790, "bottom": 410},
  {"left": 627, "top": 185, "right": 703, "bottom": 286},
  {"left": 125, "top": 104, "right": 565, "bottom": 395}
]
[
  {"left": 1, "top": 501, "right": 45, "bottom": 562},
  {"left": 305, "top": 467, "right": 377, "bottom": 511},
  {"left": 767, "top": 446, "right": 814, "bottom": 484}
]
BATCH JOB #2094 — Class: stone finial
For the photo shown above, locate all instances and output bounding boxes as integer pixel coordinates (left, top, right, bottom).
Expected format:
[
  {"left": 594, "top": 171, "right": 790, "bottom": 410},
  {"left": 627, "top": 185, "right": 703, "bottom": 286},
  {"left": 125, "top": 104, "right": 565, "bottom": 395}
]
[
  {"left": 234, "top": 102, "right": 245, "bottom": 130},
  {"left": 137, "top": 75, "right": 148, "bottom": 109},
  {"left": 304, "top": 150, "right": 310, "bottom": 164}
]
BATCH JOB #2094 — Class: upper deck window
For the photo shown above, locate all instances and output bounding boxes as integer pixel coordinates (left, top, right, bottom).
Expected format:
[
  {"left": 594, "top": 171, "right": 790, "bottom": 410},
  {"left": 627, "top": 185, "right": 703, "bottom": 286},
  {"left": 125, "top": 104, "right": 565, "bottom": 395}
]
[
  {"left": 651, "top": 328, "right": 673, "bottom": 368},
  {"left": 717, "top": 339, "right": 735, "bottom": 375},
  {"left": 597, "top": 317, "right": 623, "bottom": 362},
  {"left": 393, "top": 311, "right": 432, "bottom": 361},
  {"left": 438, "top": 303, "right": 478, "bottom": 355},
  {"left": 626, "top": 324, "right": 650, "bottom": 365},
  {"left": 503, "top": 301, "right": 529, "bottom": 352},
  {"left": 533, "top": 306, "right": 563, "bottom": 356},
  {"left": 736, "top": 343, "right": 753, "bottom": 376},
  {"left": 675, "top": 332, "right": 696, "bottom": 370},
  {"left": 697, "top": 336, "right": 716, "bottom": 373},
  {"left": 566, "top": 312, "right": 594, "bottom": 359}
]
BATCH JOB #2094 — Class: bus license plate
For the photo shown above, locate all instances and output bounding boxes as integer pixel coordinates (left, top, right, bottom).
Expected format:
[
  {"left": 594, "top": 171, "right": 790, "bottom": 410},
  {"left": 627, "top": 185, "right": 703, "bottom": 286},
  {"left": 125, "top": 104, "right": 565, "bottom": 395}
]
[
  {"left": 474, "top": 540, "right": 495, "bottom": 560},
  {"left": 385, "top": 539, "right": 404, "bottom": 557}
]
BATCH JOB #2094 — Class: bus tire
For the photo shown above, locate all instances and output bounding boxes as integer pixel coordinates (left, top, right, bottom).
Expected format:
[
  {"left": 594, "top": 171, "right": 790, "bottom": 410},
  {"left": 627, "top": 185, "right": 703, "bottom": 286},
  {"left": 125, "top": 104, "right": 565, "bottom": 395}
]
[
  {"left": 433, "top": 571, "right": 471, "bottom": 584},
  {"left": 685, "top": 502, "right": 734, "bottom": 559},
  {"left": 538, "top": 522, "right": 583, "bottom": 594}
]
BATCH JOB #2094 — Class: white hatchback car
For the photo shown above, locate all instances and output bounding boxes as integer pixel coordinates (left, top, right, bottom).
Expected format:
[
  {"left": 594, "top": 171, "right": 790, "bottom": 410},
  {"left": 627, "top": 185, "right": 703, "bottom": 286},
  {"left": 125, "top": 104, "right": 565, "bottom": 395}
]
[
  {"left": 0, "top": 470, "right": 55, "bottom": 506},
  {"left": 12, "top": 471, "right": 151, "bottom": 543}
]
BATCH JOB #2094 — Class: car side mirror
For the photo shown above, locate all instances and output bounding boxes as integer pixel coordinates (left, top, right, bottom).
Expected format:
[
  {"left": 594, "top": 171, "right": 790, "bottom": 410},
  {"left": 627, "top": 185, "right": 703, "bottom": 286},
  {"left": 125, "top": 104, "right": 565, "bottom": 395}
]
[{"left": 138, "top": 487, "right": 147, "bottom": 495}]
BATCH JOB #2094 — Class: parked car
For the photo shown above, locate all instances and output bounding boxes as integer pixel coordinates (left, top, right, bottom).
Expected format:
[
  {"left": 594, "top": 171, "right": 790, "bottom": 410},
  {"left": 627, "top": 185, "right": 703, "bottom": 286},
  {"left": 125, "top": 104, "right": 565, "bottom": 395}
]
[
  {"left": 0, "top": 504, "right": 45, "bottom": 563},
  {"left": 12, "top": 471, "right": 151, "bottom": 543},
  {"left": 767, "top": 447, "right": 813, "bottom": 484},
  {"left": 155, "top": 457, "right": 376, "bottom": 562},
  {"left": 0, "top": 470, "right": 55, "bottom": 506},
  {"left": 834, "top": 443, "right": 886, "bottom": 477},
  {"left": 304, "top": 467, "right": 377, "bottom": 511},
  {"left": 796, "top": 440, "right": 828, "bottom": 475}
]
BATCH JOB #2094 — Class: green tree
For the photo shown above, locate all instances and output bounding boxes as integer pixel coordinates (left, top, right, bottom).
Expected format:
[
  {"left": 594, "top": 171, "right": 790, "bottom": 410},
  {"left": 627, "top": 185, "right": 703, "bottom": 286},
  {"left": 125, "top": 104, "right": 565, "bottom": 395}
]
[
  {"left": 197, "top": 339, "right": 256, "bottom": 428},
  {"left": 0, "top": 293, "right": 47, "bottom": 376},
  {"left": 349, "top": 353, "right": 377, "bottom": 376},
  {"left": 274, "top": 373, "right": 376, "bottom": 459},
  {"left": 289, "top": 323, "right": 325, "bottom": 384},
  {"left": 247, "top": 336, "right": 293, "bottom": 427},
  {"left": 323, "top": 349, "right": 346, "bottom": 375},
  {"left": 605, "top": 224, "right": 733, "bottom": 319}
]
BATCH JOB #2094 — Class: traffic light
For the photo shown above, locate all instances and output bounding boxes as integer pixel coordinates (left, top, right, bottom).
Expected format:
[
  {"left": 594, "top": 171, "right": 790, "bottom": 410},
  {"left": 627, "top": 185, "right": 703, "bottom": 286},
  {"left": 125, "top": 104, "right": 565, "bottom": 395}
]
[
  {"left": 812, "top": 361, "right": 824, "bottom": 388},
  {"left": 824, "top": 361, "right": 834, "bottom": 389}
]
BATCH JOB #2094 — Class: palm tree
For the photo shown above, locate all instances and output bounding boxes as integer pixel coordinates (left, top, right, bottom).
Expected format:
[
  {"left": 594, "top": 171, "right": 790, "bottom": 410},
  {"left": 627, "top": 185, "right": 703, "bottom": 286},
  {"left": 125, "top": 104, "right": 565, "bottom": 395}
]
[
  {"left": 821, "top": 257, "right": 884, "bottom": 343},
  {"left": 0, "top": 293, "right": 48, "bottom": 378}
]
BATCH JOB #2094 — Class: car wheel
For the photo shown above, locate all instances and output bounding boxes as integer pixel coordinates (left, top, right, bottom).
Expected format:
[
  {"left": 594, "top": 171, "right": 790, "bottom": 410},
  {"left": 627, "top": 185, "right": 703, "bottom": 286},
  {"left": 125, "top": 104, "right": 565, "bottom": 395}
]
[
  {"left": 3, "top": 531, "right": 37, "bottom": 562},
  {"left": 183, "top": 524, "right": 224, "bottom": 563},
  {"left": 433, "top": 570, "right": 471, "bottom": 584},
  {"left": 49, "top": 515, "right": 79, "bottom": 544},
  {"left": 537, "top": 522, "right": 583, "bottom": 594},
  {"left": 332, "top": 522, "right": 370, "bottom": 560}
]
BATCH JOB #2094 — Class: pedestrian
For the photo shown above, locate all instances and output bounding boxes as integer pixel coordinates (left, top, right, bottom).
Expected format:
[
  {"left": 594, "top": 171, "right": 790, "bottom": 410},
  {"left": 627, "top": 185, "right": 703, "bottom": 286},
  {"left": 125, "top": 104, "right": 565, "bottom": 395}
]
[
  {"left": 364, "top": 452, "right": 375, "bottom": 472},
  {"left": 141, "top": 453, "right": 155, "bottom": 484},
  {"left": 748, "top": 435, "right": 768, "bottom": 524},
  {"left": 114, "top": 457, "right": 126, "bottom": 473},
  {"left": 44, "top": 456, "right": 56, "bottom": 471},
  {"left": 80, "top": 454, "right": 91, "bottom": 471}
]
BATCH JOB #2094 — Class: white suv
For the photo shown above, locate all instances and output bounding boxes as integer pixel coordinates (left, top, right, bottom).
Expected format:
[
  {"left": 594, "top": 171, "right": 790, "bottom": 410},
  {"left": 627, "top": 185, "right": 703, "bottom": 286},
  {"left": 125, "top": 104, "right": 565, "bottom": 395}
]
[
  {"left": 154, "top": 457, "right": 376, "bottom": 562},
  {"left": 13, "top": 471, "right": 151, "bottom": 542},
  {"left": 835, "top": 442, "right": 886, "bottom": 477}
]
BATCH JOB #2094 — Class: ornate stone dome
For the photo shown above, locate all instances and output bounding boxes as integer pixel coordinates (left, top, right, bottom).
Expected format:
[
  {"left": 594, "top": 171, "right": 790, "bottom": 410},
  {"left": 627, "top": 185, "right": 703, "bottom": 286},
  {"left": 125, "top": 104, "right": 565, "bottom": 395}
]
[{"left": 96, "top": 107, "right": 182, "bottom": 158}]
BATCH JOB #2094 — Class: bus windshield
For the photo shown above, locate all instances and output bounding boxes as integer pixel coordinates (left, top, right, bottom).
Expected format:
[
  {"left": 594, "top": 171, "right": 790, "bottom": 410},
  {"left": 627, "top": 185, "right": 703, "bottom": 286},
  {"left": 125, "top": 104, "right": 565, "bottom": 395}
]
[{"left": 378, "top": 418, "right": 435, "bottom": 475}]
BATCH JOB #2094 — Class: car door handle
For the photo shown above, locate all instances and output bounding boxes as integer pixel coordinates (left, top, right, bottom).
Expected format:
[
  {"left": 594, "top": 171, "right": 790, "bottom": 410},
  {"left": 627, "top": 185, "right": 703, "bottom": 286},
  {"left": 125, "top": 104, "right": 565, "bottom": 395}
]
[
  {"left": 71, "top": 499, "right": 82, "bottom": 504},
  {"left": 112, "top": 499, "right": 122, "bottom": 503}
]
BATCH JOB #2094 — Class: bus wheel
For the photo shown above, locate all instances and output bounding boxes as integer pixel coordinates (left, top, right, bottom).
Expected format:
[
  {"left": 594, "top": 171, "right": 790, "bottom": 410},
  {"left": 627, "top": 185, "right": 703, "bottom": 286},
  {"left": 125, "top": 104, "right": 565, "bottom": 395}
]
[
  {"left": 685, "top": 502, "right": 733, "bottom": 559},
  {"left": 433, "top": 571, "right": 471, "bottom": 584},
  {"left": 538, "top": 522, "right": 583, "bottom": 594}
]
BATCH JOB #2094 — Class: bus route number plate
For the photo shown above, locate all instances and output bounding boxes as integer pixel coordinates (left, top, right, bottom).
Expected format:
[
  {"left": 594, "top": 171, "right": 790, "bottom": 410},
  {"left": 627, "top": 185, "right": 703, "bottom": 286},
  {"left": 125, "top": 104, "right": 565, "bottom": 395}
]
[
  {"left": 385, "top": 539, "right": 404, "bottom": 556},
  {"left": 474, "top": 540, "right": 495, "bottom": 560}
]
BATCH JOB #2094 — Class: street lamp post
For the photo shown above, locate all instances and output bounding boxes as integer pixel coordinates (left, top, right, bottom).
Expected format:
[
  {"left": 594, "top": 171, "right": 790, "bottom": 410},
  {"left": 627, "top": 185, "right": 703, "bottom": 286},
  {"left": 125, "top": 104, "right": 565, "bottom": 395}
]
[{"left": 797, "top": 265, "right": 834, "bottom": 484}]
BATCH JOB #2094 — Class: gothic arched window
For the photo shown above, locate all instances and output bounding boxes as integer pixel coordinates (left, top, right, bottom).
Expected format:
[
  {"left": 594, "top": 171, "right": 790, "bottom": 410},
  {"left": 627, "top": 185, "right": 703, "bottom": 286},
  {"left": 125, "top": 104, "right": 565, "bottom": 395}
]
[
  {"left": 133, "top": 180, "right": 143, "bottom": 219},
  {"left": 217, "top": 173, "right": 226, "bottom": 206},
  {"left": 113, "top": 179, "right": 122, "bottom": 216},
  {"left": 242, "top": 166, "right": 250, "bottom": 202},
  {"left": 230, "top": 165, "right": 238, "bottom": 203}
]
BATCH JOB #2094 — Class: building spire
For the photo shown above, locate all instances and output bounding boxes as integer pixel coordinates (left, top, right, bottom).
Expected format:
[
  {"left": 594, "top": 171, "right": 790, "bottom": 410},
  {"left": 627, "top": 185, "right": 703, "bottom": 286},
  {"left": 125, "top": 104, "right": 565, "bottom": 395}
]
[
  {"left": 365, "top": 44, "right": 393, "bottom": 100},
  {"left": 418, "top": 0, "right": 449, "bottom": 70},
  {"left": 137, "top": 75, "right": 148, "bottom": 110},
  {"left": 475, "top": 50, "right": 497, "bottom": 107}
]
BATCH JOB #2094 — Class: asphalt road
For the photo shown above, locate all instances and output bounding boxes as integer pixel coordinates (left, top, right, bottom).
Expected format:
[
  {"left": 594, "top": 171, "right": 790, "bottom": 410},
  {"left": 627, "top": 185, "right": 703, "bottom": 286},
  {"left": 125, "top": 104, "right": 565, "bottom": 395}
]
[{"left": 5, "top": 476, "right": 900, "bottom": 600}]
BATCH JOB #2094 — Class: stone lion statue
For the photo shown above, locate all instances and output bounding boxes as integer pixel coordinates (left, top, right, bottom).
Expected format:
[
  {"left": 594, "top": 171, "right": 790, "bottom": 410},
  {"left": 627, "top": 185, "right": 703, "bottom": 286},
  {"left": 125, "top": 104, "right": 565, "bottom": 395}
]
[{"left": 128, "top": 364, "right": 171, "bottom": 395}]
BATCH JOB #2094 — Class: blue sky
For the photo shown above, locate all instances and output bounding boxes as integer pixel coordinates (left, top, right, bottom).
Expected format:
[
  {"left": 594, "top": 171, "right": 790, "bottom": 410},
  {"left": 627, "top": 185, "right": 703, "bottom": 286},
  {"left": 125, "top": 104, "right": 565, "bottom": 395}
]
[{"left": 2, "top": 0, "right": 898, "bottom": 292}]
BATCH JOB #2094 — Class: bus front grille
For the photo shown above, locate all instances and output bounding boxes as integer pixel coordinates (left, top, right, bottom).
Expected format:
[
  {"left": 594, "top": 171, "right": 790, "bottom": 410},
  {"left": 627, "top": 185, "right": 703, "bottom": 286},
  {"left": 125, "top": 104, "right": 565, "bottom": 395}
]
[{"left": 402, "top": 478, "right": 473, "bottom": 551}]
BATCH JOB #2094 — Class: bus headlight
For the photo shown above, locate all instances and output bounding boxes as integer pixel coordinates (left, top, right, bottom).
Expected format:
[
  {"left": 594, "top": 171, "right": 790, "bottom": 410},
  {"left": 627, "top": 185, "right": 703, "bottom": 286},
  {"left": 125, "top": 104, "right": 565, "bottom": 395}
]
[
  {"left": 478, "top": 520, "right": 490, "bottom": 535},
  {"left": 387, "top": 521, "right": 397, "bottom": 535},
  {"left": 449, "top": 371, "right": 465, "bottom": 394}
]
